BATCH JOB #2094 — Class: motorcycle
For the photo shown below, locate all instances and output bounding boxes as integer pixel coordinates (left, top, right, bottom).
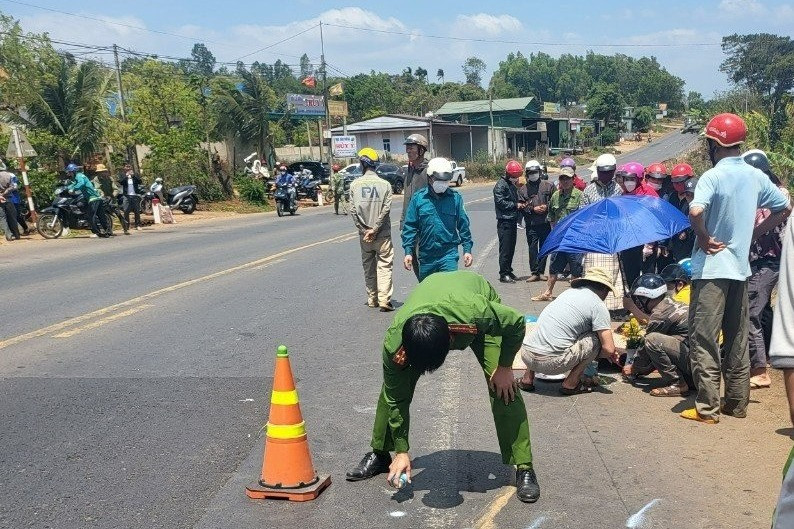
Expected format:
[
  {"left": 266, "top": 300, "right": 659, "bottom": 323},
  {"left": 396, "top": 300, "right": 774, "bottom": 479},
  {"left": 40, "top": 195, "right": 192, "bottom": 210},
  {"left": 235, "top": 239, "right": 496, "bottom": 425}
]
[
  {"left": 295, "top": 171, "right": 321, "bottom": 201},
  {"left": 141, "top": 178, "right": 198, "bottom": 215},
  {"left": 36, "top": 180, "right": 115, "bottom": 239},
  {"left": 274, "top": 183, "right": 298, "bottom": 217}
]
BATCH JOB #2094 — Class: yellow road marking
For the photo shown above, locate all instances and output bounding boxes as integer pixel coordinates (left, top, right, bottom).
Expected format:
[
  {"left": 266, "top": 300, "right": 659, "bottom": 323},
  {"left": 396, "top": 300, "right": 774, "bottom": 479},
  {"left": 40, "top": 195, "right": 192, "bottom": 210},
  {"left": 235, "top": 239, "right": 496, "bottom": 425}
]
[
  {"left": 0, "top": 231, "right": 357, "bottom": 350},
  {"left": 472, "top": 486, "right": 514, "bottom": 529},
  {"left": 53, "top": 305, "right": 153, "bottom": 338},
  {"left": 249, "top": 257, "right": 286, "bottom": 271}
]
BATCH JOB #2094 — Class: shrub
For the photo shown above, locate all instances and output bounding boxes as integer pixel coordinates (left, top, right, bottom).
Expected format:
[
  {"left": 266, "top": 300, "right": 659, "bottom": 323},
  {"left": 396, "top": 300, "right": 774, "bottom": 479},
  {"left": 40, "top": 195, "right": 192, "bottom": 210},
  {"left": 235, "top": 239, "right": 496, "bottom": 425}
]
[
  {"left": 234, "top": 173, "right": 267, "bottom": 205},
  {"left": 598, "top": 127, "right": 619, "bottom": 146}
]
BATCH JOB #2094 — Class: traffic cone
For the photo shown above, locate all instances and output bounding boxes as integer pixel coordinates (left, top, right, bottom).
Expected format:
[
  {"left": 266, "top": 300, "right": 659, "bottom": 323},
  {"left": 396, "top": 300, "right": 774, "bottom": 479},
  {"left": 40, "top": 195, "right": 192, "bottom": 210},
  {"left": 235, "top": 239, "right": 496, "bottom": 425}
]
[{"left": 246, "top": 345, "right": 331, "bottom": 502}]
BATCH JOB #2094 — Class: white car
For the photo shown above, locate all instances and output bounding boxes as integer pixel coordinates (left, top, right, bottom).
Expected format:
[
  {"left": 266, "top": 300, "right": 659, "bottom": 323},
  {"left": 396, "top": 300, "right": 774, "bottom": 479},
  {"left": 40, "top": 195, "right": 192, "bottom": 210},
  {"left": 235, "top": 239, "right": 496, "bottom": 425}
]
[
  {"left": 338, "top": 164, "right": 362, "bottom": 177},
  {"left": 450, "top": 160, "right": 466, "bottom": 186}
]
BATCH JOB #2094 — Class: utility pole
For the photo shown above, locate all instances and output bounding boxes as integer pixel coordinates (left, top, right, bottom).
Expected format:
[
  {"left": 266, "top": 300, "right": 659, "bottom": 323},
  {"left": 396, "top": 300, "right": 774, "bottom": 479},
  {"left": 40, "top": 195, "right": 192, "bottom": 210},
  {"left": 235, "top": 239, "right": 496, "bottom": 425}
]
[
  {"left": 320, "top": 22, "right": 332, "bottom": 163},
  {"left": 488, "top": 87, "right": 496, "bottom": 162},
  {"left": 113, "top": 44, "right": 139, "bottom": 174}
]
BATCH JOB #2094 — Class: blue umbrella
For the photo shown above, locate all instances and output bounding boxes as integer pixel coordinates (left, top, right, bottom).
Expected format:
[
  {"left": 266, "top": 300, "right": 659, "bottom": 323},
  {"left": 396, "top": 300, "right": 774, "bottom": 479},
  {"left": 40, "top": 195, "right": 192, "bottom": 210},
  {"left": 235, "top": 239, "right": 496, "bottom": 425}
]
[{"left": 539, "top": 195, "right": 690, "bottom": 258}]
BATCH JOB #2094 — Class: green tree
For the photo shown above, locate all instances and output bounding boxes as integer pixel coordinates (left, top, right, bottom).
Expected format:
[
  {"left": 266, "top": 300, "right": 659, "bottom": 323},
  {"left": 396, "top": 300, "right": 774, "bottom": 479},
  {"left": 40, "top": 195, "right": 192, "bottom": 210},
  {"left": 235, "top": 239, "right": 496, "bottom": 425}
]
[
  {"left": 7, "top": 58, "right": 111, "bottom": 163},
  {"left": 587, "top": 82, "right": 625, "bottom": 125},
  {"left": 489, "top": 52, "right": 531, "bottom": 98},
  {"left": 633, "top": 106, "right": 656, "bottom": 132},
  {"left": 436, "top": 68, "right": 444, "bottom": 82},
  {"left": 213, "top": 67, "right": 278, "bottom": 169},
  {"left": 415, "top": 67, "right": 428, "bottom": 82},
  {"left": 687, "top": 91, "right": 705, "bottom": 110},
  {"left": 181, "top": 43, "right": 216, "bottom": 77},
  {"left": 299, "top": 53, "right": 313, "bottom": 78},
  {"left": 720, "top": 33, "right": 794, "bottom": 146},
  {"left": 462, "top": 57, "right": 486, "bottom": 87}
]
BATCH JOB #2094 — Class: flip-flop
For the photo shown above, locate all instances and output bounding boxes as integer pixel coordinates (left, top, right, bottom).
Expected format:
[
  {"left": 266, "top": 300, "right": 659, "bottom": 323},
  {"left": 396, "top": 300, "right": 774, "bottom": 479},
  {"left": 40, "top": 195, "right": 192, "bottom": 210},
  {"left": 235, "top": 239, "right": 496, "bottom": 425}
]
[
  {"left": 559, "top": 383, "right": 593, "bottom": 396},
  {"left": 531, "top": 294, "right": 554, "bottom": 302},
  {"left": 515, "top": 378, "right": 535, "bottom": 392},
  {"left": 750, "top": 380, "right": 771, "bottom": 389}
]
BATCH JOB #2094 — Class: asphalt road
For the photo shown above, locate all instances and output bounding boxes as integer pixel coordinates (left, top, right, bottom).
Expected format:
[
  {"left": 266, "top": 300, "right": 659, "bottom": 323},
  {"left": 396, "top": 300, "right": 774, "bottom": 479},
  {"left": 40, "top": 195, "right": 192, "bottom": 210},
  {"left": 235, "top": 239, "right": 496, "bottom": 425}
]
[{"left": 2, "top": 132, "right": 790, "bottom": 529}]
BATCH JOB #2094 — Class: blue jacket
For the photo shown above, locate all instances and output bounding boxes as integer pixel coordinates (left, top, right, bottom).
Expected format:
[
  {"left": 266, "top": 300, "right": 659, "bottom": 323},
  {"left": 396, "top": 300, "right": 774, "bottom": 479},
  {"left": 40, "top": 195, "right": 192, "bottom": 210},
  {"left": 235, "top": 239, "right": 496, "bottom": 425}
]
[
  {"left": 67, "top": 172, "right": 101, "bottom": 202},
  {"left": 10, "top": 174, "right": 21, "bottom": 204},
  {"left": 401, "top": 185, "right": 473, "bottom": 262},
  {"left": 276, "top": 173, "right": 295, "bottom": 186}
]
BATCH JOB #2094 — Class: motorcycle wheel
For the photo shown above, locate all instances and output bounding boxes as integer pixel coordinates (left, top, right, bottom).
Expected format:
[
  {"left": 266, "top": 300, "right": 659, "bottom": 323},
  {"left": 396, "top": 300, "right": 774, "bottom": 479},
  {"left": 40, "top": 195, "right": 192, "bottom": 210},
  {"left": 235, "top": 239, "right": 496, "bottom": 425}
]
[
  {"left": 394, "top": 180, "right": 404, "bottom": 194},
  {"left": 142, "top": 198, "right": 153, "bottom": 215},
  {"left": 276, "top": 201, "right": 284, "bottom": 217},
  {"left": 105, "top": 213, "right": 115, "bottom": 236},
  {"left": 36, "top": 213, "right": 63, "bottom": 239},
  {"left": 324, "top": 188, "right": 334, "bottom": 203},
  {"left": 182, "top": 199, "right": 196, "bottom": 214}
]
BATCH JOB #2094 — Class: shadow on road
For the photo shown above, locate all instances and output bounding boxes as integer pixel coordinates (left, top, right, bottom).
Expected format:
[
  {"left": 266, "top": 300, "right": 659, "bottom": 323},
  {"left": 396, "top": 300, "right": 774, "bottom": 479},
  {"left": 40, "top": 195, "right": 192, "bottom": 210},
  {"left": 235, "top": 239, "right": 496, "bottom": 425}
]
[{"left": 388, "top": 449, "right": 509, "bottom": 508}]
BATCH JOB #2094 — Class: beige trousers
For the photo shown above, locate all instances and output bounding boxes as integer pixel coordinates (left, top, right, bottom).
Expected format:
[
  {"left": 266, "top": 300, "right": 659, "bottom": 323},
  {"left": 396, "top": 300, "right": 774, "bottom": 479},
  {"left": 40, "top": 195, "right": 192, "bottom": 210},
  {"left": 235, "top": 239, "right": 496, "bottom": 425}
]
[{"left": 360, "top": 236, "right": 393, "bottom": 306}]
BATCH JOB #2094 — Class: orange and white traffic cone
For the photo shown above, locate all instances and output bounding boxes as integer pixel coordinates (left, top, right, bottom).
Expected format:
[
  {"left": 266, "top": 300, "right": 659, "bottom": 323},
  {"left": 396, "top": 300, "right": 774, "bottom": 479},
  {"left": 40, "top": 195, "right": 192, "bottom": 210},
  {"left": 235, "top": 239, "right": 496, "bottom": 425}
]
[{"left": 245, "top": 345, "right": 331, "bottom": 502}]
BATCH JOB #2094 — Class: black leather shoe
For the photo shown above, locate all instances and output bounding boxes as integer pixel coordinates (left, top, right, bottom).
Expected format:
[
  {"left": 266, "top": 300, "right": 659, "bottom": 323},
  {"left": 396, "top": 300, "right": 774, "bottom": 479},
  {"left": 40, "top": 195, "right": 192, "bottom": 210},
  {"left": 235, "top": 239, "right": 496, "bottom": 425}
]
[
  {"left": 516, "top": 467, "right": 540, "bottom": 503},
  {"left": 346, "top": 451, "right": 392, "bottom": 481},
  {"left": 507, "top": 272, "right": 518, "bottom": 281},
  {"left": 499, "top": 275, "right": 516, "bottom": 283}
]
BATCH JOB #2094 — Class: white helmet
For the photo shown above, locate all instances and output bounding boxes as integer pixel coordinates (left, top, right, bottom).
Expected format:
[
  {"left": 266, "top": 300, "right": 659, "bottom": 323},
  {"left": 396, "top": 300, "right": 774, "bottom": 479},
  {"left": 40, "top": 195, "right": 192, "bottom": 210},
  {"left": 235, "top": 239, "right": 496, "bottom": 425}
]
[
  {"left": 525, "top": 159, "right": 541, "bottom": 171},
  {"left": 595, "top": 153, "right": 617, "bottom": 171},
  {"left": 427, "top": 157, "right": 453, "bottom": 181}
]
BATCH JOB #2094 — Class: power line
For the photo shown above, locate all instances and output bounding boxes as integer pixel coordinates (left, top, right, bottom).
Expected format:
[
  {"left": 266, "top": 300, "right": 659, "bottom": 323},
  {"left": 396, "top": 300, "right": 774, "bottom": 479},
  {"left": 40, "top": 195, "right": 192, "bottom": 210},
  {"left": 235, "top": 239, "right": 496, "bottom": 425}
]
[
  {"left": 322, "top": 22, "right": 721, "bottom": 48},
  {"left": 1, "top": 0, "right": 236, "bottom": 48},
  {"left": 236, "top": 23, "right": 319, "bottom": 61}
]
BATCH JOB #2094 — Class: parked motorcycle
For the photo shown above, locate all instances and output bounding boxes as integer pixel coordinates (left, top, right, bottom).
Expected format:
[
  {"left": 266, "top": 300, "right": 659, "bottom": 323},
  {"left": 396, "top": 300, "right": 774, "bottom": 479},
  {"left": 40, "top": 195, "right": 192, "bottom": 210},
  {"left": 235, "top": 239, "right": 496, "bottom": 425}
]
[
  {"left": 36, "top": 180, "right": 114, "bottom": 239},
  {"left": 274, "top": 183, "right": 298, "bottom": 217},
  {"left": 295, "top": 172, "right": 321, "bottom": 201},
  {"left": 141, "top": 178, "right": 198, "bottom": 215}
]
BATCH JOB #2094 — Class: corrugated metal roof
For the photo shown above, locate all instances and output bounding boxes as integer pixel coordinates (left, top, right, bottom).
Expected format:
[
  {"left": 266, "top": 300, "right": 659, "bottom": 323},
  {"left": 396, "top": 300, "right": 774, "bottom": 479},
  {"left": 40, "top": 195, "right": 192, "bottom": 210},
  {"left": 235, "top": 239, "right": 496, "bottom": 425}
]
[
  {"left": 436, "top": 97, "right": 535, "bottom": 115},
  {"left": 330, "top": 115, "right": 428, "bottom": 133}
]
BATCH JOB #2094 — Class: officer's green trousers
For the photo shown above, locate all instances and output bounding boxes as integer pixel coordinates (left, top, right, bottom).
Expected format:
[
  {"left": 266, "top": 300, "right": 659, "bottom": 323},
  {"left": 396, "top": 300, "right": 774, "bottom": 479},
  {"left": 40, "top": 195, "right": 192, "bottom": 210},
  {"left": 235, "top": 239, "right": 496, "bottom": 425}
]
[{"left": 370, "top": 343, "right": 533, "bottom": 466}]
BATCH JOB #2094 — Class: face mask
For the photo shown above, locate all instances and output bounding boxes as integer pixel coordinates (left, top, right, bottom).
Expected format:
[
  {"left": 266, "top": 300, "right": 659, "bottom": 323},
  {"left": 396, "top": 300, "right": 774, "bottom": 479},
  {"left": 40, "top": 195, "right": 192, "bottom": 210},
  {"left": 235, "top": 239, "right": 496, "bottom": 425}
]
[
  {"left": 432, "top": 181, "right": 449, "bottom": 194},
  {"left": 648, "top": 182, "right": 662, "bottom": 191},
  {"left": 597, "top": 172, "right": 613, "bottom": 185},
  {"left": 673, "top": 182, "right": 686, "bottom": 194},
  {"left": 624, "top": 181, "right": 637, "bottom": 192},
  {"left": 527, "top": 172, "right": 540, "bottom": 182}
]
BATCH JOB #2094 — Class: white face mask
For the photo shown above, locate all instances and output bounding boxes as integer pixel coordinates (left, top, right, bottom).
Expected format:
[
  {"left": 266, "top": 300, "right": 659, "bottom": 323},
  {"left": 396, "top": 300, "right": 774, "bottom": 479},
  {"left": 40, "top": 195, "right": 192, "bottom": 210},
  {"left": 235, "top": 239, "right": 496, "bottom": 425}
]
[
  {"left": 648, "top": 182, "right": 662, "bottom": 191},
  {"left": 624, "top": 181, "right": 637, "bottom": 192},
  {"left": 527, "top": 172, "right": 540, "bottom": 182},
  {"left": 432, "top": 181, "right": 449, "bottom": 194}
]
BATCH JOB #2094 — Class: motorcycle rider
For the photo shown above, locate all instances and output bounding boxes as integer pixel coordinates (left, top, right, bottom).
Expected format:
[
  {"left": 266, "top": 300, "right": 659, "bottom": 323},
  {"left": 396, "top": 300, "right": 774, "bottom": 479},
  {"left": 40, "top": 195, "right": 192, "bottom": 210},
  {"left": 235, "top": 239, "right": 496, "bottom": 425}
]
[
  {"left": 275, "top": 165, "right": 297, "bottom": 211},
  {"left": 66, "top": 163, "right": 109, "bottom": 238},
  {"left": 400, "top": 134, "right": 429, "bottom": 279},
  {"left": 560, "top": 157, "right": 586, "bottom": 191},
  {"left": 494, "top": 160, "right": 524, "bottom": 283}
]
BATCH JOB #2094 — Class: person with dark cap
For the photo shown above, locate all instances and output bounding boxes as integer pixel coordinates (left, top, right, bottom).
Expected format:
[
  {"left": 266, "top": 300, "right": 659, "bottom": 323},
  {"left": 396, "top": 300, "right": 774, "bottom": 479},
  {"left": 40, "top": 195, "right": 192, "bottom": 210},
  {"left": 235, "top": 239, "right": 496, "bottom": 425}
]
[{"left": 743, "top": 149, "right": 789, "bottom": 390}]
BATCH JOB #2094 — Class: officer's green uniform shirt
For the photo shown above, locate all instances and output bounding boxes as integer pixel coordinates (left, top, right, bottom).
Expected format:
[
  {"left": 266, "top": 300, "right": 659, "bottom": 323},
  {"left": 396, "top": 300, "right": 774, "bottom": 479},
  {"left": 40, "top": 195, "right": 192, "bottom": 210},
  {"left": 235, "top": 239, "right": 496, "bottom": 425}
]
[{"left": 370, "top": 271, "right": 533, "bottom": 465}]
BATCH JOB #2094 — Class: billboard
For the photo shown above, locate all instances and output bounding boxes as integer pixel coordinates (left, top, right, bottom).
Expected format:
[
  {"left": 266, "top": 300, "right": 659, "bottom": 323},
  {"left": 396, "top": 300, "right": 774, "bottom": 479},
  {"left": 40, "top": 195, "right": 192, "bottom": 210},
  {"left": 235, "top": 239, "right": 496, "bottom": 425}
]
[
  {"left": 286, "top": 93, "right": 326, "bottom": 116},
  {"left": 332, "top": 136, "right": 357, "bottom": 157},
  {"left": 327, "top": 100, "right": 348, "bottom": 117},
  {"left": 542, "top": 102, "right": 561, "bottom": 114}
]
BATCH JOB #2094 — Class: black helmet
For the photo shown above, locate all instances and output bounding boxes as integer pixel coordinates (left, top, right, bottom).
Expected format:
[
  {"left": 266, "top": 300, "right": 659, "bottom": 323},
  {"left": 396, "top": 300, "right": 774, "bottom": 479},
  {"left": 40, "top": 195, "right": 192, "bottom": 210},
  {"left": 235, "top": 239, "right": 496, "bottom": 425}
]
[
  {"left": 660, "top": 264, "right": 689, "bottom": 283},
  {"left": 684, "top": 177, "right": 698, "bottom": 194},
  {"left": 630, "top": 274, "right": 667, "bottom": 300},
  {"left": 743, "top": 149, "right": 771, "bottom": 173}
]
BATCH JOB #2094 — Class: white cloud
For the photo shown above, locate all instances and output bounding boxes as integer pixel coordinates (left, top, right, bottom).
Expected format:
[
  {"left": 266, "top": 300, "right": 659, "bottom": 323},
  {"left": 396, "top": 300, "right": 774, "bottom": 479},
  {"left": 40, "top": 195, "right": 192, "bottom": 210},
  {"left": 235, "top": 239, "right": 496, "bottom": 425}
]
[
  {"left": 718, "top": 0, "right": 767, "bottom": 15},
  {"left": 453, "top": 13, "right": 522, "bottom": 35}
]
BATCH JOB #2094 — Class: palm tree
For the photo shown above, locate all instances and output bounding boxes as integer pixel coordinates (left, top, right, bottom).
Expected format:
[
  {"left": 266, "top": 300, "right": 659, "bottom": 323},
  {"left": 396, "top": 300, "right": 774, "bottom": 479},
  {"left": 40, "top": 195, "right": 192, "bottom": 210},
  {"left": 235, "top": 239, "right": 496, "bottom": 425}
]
[
  {"left": 8, "top": 58, "right": 111, "bottom": 164},
  {"left": 213, "top": 67, "right": 278, "bottom": 168}
]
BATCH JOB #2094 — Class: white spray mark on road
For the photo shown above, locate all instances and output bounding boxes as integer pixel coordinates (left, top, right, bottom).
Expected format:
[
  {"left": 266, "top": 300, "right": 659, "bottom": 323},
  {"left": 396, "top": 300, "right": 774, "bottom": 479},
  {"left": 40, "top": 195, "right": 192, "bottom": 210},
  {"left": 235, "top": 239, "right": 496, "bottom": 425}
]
[
  {"left": 473, "top": 237, "right": 498, "bottom": 273},
  {"left": 626, "top": 499, "right": 660, "bottom": 528},
  {"left": 525, "top": 516, "right": 547, "bottom": 529},
  {"left": 238, "top": 398, "right": 254, "bottom": 402},
  {"left": 389, "top": 511, "right": 406, "bottom": 518}
]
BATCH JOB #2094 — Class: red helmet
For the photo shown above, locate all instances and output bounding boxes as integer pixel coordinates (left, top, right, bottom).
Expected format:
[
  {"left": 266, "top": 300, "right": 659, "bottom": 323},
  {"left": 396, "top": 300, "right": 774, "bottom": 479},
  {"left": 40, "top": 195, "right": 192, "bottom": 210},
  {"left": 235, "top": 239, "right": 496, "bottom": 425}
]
[
  {"left": 505, "top": 160, "right": 523, "bottom": 178},
  {"left": 332, "top": 163, "right": 341, "bottom": 172},
  {"left": 705, "top": 113, "right": 746, "bottom": 147},
  {"left": 670, "top": 163, "right": 694, "bottom": 182},
  {"left": 645, "top": 163, "right": 668, "bottom": 179}
]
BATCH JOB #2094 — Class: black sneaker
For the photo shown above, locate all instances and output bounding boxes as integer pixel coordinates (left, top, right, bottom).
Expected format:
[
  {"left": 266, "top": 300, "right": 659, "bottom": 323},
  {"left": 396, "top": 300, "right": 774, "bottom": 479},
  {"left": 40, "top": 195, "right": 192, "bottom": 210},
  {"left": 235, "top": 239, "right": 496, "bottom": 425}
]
[{"left": 499, "top": 275, "right": 516, "bottom": 283}]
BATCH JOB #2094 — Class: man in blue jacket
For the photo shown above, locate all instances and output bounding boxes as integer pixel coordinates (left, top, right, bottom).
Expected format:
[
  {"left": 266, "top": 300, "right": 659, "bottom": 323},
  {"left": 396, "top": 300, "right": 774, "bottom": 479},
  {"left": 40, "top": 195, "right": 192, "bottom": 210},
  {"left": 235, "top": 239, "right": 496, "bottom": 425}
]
[{"left": 401, "top": 157, "right": 473, "bottom": 281}]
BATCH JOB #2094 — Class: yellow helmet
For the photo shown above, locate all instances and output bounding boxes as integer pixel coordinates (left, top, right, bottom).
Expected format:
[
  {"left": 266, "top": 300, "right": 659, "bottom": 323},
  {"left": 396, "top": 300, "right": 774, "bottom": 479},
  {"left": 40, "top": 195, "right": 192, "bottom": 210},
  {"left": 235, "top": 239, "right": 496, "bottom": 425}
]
[{"left": 358, "top": 147, "right": 379, "bottom": 165}]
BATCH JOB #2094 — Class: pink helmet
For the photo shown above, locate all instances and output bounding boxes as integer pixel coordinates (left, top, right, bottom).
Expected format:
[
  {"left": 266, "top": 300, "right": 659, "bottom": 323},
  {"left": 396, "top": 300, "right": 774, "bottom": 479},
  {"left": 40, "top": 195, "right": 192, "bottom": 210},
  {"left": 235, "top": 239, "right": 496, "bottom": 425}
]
[
  {"left": 560, "top": 157, "right": 576, "bottom": 169},
  {"left": 621, "top": 162, "right": 645, "bottom": 180}
]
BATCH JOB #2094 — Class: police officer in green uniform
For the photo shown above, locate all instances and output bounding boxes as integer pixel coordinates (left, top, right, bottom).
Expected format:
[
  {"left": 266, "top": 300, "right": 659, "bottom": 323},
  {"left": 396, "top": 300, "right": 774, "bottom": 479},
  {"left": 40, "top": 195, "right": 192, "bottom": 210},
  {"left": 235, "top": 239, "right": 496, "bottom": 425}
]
[
  {"left": 346, "top": 270, "right": 540, "bottom": 503},
  {"left": 331, "top": 166, "right": 349, "bottom": 215}
]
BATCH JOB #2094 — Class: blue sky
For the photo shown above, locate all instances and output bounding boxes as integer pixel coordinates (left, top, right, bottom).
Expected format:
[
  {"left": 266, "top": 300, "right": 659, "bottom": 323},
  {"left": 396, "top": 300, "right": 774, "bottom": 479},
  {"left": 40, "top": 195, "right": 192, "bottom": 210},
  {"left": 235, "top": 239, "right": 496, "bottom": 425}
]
[{"left": 3, "top": 0, "right": 793, "bottom": 97}]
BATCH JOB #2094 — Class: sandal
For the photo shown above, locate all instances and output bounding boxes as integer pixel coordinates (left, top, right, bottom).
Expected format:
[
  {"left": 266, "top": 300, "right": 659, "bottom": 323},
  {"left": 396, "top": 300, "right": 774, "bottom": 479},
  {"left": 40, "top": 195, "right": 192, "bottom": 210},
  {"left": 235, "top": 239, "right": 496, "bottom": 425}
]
[
  {"left": 559, "top": 383, "right": 593, "bottom": 396},
  {"left": 750, "top": 376, "right": 771, "bottom": 389},
  {"left": 649, "top": 383, "right": 689, "bottom": 397},
  {"left": 515, "top": 378, "right": 535, "bottom": 392},
  {"left": 531, "top": 294, "right": 553, "bottom": 302}
]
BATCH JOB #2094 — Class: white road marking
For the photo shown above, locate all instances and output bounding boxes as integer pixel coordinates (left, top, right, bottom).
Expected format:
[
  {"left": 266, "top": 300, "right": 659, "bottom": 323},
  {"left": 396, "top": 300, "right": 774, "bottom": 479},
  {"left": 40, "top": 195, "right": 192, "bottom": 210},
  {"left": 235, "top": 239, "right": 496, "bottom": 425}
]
[{"left": 626, "top": 499, "right": 660, "bottom": 528}]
